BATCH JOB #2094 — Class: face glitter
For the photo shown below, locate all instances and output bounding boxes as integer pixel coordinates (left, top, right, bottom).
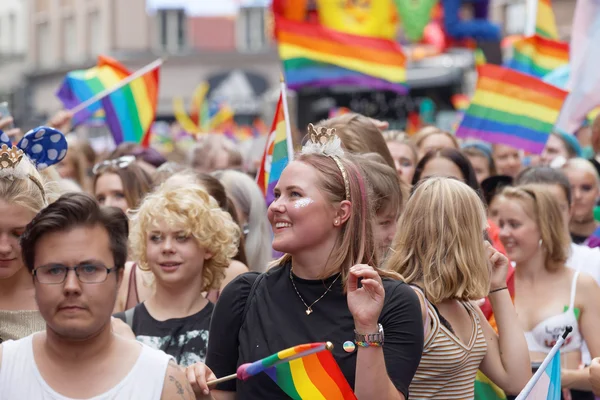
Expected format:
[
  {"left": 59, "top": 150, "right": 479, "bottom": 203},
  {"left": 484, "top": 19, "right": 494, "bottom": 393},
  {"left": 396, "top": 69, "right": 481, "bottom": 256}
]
[{"left": 294, "top": 198, "right": 314, "bottom": 209}]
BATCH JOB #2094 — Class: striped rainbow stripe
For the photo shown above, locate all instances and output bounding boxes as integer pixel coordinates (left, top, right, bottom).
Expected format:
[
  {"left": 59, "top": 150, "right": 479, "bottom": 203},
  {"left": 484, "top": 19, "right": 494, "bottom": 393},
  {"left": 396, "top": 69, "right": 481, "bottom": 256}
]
[
  {"left": 536, "top": 0, "right": 559, "bottom": 39},
  {"left": 256, "top": 91, "right": 291, "bottom": 205},
  {"left": 456, "top": 64, "right": 568, "bottom": 154},
  {"left": 505, "top": 35, "right": 569, "bottom": 78},
  {"left": 275, "top": 16, "right": 407, "bottom": 94},
  {"left": 237, "top": 342, "right": 356, "bottom": 400},
  {"left": 56, "top": 56, "right": 159, "bottom": 147}
]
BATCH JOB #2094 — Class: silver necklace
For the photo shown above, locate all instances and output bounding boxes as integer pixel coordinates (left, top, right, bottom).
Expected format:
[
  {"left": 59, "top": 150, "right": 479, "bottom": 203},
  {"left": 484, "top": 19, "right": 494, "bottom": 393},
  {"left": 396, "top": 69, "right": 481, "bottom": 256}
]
[{"left": 289, "top": 267, "right": 341, "bottom": 315}]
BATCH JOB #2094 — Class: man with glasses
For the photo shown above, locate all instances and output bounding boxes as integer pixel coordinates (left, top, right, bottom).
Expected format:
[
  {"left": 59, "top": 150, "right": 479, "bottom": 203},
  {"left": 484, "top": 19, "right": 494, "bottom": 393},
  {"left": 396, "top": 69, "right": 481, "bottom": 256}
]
[{"left": 0, "top": 193, "right": 196, "bottom": 399}]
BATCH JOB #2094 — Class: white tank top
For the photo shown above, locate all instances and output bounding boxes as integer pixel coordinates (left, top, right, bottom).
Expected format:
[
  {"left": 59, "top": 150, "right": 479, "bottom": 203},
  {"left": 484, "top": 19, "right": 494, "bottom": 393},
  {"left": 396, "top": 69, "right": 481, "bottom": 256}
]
[{"left": 0, "top": 334, "right": 172, "bottom": 400}]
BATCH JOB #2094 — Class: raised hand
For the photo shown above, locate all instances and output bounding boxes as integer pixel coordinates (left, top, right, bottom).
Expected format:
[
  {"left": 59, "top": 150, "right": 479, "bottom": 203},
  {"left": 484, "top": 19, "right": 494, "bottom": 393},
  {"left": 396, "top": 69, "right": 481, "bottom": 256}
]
[
  {"left": 347, "top": 264, "right": 385, "bottom": 332},
  {"left": 486, "top": 241, "right": 509, "bottom": 291}
]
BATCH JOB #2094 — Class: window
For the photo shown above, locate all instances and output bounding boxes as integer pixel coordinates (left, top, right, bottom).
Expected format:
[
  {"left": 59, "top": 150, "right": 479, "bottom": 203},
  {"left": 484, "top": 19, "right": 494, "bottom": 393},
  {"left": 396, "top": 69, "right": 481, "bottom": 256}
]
[
  {"left": 37, "top": 22, "right": 51, "bottom": 67},
  {"left": 157, "top": 8, "right": 186, "bottom": 54},
  {"left": 236, "top": 7, "right": 269, "bottom": 53},
  {"left": 89, "top": 11, "right": 101, "bottom": 57},
  {"left": 63, "top": 17, "right": 77, "bottom": 63}
]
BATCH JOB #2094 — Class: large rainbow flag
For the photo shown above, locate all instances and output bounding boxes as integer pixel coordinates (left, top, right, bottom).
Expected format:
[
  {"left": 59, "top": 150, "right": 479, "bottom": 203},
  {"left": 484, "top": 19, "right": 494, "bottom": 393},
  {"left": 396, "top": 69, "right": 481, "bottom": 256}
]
[
  {"left": 456, "top": 64, "right": 568, "bottom": 154},
  {"left": 505, "top": 35, "right": 569, "bottom": 78},
  {"left": 275, "top": 16, "right": 407, "bottom": 94},
  {"left": 256, "top": 91, "right": 292, "bottom": 205},
  {"left": 237, "top": 342, "right": 356, "bottom": 400},
  {"left": 56, "top": 55, "right": 160, "bottom": 147}
]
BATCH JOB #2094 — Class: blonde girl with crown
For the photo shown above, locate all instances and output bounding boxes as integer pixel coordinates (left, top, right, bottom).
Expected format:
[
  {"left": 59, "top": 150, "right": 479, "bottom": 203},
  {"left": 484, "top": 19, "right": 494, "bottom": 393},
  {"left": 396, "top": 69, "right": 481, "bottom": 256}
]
[
  {"left": 185, "top": 124, "right": 424, "bottom": 400},
  {"left": 0, "top": 126, "right": 68, "bottom": 342}
]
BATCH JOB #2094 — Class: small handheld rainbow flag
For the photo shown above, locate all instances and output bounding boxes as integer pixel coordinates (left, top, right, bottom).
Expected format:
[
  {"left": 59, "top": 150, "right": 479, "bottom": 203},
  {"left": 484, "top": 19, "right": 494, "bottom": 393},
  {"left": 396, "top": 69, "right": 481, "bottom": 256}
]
[
  {"left": 275, "top": 16, "right": 407, "bottom": 94},
  {"left": 505, "top": 35, "right": 569, "bottom": 78},
  {"left": 237, "top": 342, "right": 356, "bottom": 400},
  {"left": 456, "top": 64, "right": 568, "bottom": 154},
  {"left": 256, "top": 80, "right": 294, "bottom": 205},
  {"left": 56, "top": 55, "right": 160, "bottom": 147}
]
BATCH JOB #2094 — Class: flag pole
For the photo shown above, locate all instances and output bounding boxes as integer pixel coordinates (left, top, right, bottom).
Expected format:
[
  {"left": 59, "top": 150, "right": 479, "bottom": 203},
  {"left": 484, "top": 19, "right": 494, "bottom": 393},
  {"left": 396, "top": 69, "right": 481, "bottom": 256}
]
[
  {"left": 280, "top": 74, "right": 294, "bottom": 162},
  {"left": 206, "top": 373, "right": 237, "bottom": 388},
  {"left": 524, "top": 0, "right": 539, "bottom": 36},
  {"left": 69, "top": 58, "right": 164, "bottom": 115},
  {"left": 514, "top": 326, "right": 572, "bottom": 400}
]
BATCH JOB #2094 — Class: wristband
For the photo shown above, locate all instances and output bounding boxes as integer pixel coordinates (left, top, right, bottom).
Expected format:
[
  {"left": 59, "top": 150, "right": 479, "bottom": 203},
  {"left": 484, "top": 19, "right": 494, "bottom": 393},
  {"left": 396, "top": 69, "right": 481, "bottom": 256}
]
[
  {"left": 354, "top": 323, "right": 384, "bottom": 347},
  {"left": 489, "top": 286, "right": 508, "bottom": 294}
]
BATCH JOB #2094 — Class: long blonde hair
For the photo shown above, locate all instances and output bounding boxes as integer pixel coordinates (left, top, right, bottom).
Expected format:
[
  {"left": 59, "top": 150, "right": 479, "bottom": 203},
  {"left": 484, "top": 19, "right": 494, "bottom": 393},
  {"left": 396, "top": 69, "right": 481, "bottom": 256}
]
[{"left": 386, "top": 177, "right": 490, "bottom": 303}]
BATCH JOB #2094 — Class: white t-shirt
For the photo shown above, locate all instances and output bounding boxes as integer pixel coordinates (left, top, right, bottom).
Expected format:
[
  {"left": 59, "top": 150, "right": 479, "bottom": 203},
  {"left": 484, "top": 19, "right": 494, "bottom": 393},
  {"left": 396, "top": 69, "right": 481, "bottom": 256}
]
[
  {"left": 566, "top": 243, "right": 600, "bottom": 365},
  {"left": 0, "top": 334, "right": 172, "bottom": 400}
]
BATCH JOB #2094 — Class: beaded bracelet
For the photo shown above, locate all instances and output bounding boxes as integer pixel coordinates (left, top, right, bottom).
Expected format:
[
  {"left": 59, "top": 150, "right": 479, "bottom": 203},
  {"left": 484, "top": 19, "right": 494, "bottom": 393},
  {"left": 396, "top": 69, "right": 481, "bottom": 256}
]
[{"left": 356, "top": 341, "right": 383, "bottom": 348}]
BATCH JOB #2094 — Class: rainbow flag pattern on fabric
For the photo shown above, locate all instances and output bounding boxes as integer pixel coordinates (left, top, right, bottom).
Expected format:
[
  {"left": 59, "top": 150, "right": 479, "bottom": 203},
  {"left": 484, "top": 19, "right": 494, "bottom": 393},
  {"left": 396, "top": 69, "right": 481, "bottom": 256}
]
[
  {"left": 536, "top": 0, "right": 559, "bottom": 39},
  {"left": 475, "top": 371, "right": 507, "bottom": 400},
  {"left": 456, "top": 64, "right": 568, "bottom": 154},
  {"left": 505, "top": 35, "right": 569, "bottom": 78},
  {"left": 256, "top": 92, "right": 290, "bottom": 206},
  {"left": 237, "top": 342, "right": 356, "bottom": 400},
  {"left": 275, "top": 16, "right": 407, "bottom": 94},
  {"left": 56, "top": 55, "right": 159, "bottom": 147}
]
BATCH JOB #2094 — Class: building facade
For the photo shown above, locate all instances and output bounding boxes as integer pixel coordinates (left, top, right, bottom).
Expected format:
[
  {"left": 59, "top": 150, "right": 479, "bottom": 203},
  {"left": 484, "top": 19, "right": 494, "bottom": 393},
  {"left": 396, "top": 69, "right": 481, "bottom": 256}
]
[
  {"left": 25, "top": 0, "right": 281, "bottom": 127},
  {"left": 0, "top": 0, "right": 28, "bottom": 118}
]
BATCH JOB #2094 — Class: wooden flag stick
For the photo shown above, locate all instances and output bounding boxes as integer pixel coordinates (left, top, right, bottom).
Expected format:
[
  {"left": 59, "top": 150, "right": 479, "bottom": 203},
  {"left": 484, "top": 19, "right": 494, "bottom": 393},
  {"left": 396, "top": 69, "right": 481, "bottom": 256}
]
[
  {"left": 206, "top": 373, "right": 238, "bottom": 388},
  {"left": 69, "top": 58, "right": 164, "bottom": 115}
]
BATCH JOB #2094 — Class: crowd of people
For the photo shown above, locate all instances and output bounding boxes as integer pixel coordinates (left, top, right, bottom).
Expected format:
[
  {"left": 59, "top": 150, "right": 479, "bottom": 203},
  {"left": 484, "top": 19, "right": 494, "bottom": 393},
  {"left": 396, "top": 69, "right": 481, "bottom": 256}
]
[{"left": 2, "top": 109, "right": 600, "bottom": 399}]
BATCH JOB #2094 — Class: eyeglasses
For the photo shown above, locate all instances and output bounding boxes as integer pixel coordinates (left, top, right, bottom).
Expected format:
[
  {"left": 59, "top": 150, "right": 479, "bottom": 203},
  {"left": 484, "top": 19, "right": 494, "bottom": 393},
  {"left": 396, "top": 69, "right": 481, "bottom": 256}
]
[
  {"left": 92, "top": 156, "right": 136, "bottom": 175},
  {"left": 33, "top": 263, "right": 117, "bottom": 284}
]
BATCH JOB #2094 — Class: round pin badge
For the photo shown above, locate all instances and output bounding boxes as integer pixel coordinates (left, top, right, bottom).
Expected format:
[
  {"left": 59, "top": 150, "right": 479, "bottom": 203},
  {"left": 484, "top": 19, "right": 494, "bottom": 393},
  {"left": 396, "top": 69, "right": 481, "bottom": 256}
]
[{"left": 343, "top": 341, "right": 356, "bottom": 353}]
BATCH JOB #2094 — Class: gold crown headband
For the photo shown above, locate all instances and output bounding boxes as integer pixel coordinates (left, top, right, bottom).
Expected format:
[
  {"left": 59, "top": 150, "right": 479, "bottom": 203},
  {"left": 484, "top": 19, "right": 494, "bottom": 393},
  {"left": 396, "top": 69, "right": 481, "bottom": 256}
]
[
  {"left": 302, "top": 124, "right": 351, "bottom": 201},
  {"left": 0, "top": 144, "right": 46, "bottom": 198}
]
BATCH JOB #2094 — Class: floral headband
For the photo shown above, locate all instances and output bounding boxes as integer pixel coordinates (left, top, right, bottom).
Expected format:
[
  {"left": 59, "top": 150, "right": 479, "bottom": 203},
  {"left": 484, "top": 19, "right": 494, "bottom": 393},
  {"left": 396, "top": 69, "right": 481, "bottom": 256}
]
[
  {"left": 0, "top": 126, "right": 68, "bottom": 196},
  {"left": 301, "top": 123, "right": 351, "bottom": 201}
]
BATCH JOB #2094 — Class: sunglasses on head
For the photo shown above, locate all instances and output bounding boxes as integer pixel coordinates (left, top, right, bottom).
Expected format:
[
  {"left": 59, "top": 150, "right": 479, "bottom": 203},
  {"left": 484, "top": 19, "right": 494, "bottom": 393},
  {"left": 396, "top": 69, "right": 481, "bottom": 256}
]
[{"left": 92, "top": 155, "right": 136, "bottom": 175}]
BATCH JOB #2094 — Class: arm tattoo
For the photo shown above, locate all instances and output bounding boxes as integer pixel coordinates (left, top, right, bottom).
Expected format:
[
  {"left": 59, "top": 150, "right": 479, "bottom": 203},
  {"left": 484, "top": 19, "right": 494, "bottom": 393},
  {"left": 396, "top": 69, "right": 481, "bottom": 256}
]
[{"left": 167, "top": 361, "right": 194, "bottom": 400}]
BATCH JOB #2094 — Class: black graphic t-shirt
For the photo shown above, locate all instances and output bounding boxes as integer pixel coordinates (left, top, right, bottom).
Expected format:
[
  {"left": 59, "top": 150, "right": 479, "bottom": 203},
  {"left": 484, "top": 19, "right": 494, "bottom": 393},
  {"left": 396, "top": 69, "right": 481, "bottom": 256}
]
[
  {"left": 115, "top": 302, "right": 213, "bottom": 367},
  {"left": 206, "top": 263, "right": 424, "bottom": 399}
]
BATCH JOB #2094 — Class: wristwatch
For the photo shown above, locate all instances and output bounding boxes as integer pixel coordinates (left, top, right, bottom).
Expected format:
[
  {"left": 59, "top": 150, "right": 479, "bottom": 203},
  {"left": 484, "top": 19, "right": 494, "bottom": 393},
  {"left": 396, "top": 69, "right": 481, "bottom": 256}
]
[{"left": 354, "top": 324, "right": 384, "bottom": 347}]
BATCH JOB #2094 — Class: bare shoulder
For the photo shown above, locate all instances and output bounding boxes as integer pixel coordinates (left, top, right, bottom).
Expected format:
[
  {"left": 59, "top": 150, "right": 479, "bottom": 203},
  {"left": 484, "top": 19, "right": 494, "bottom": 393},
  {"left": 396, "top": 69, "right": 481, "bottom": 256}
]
[
  {"left": 221, "top": 260, "right": 250, "bottom": 290},
  {"left": 577, "top": 271, "right": 600, "bottom": 303},
  {"left": 161, "top": 360, "right": 196, "bottom": 400},
  {"left": 229, "top": 260, "right": 249, "bottom": 275}
]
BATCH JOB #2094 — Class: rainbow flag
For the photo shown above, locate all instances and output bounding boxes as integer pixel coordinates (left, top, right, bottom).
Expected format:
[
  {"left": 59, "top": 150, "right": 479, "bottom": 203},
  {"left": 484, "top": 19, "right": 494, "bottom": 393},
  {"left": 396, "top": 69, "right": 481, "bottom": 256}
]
[
  {"left": 237, "top": 342, "right": 356, "bottom": 400},
  {"left": 505, "top": 35, "right": 569, "bottom": 78},
  {"left": 56, "top": 55, "right": 159, "bottom": 147},
  {"left": 536, "top": 0, "right": 559, "bottom": 39},
  {"left": 451, "top": 94, "right": 470, "bottom": 111},
  {"left": 275, "top": 16, "right": 407, "bottom": 94},
  {"left": 456, "top": 64, "right": 568, "bottom": 154},
  {"left": 474, "top": 48, "right": 487, "bottom": 67},
  {"left": 257, "top": 91, "right": 291, "bottom": 205},
  {"left": 475, "top": 371, "right": 507, "bottom": 400}
]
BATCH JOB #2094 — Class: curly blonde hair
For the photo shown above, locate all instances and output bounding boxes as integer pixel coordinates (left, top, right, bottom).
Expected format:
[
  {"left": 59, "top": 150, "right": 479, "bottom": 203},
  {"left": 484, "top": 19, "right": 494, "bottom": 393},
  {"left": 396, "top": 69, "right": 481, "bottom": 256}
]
[{"left": 129, "top": 183, "right": 240, "bottom": 291}]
